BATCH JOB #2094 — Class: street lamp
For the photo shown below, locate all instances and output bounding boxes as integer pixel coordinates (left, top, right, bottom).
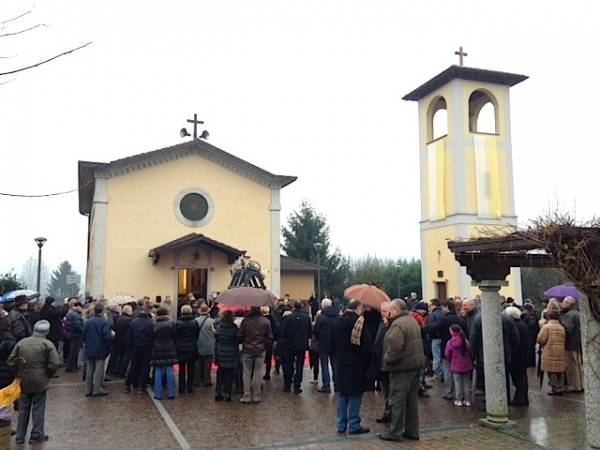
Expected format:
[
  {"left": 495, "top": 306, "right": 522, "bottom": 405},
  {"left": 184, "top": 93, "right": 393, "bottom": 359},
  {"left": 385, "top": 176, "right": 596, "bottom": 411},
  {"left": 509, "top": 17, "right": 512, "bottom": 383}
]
[
  {"left": 314, "top": 242, "right": 323, "bottom": 300},
  {"left": 395, "top": 262, "right": 402, "bottom": 299},
  {"left": 34, "top": 237, "right": 47, "bottom": 294}
]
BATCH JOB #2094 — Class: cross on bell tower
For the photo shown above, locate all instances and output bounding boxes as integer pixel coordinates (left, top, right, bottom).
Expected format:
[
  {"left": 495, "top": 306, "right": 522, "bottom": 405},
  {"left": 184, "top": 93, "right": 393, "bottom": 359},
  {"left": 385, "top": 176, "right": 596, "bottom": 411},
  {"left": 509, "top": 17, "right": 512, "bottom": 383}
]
[{"left": 454, "top": 46, "right": 468, "bottom": 66}]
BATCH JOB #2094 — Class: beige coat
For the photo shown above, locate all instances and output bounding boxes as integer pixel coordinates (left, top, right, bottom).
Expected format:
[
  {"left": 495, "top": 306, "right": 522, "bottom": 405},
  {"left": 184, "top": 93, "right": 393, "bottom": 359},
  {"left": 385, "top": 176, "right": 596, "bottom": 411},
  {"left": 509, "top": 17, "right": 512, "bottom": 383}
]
[{"left": 537, "top": 319, "right": 566, "bottom": 373}]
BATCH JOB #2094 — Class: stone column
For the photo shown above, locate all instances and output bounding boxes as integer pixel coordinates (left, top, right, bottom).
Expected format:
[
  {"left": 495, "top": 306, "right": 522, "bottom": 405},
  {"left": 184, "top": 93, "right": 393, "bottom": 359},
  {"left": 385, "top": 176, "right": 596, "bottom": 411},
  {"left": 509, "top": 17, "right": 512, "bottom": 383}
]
[
  {"left": 477, "top": 280, "right": 512, "bottom": 427},
  {"left": 580, "top": 295, "right": 600, "bottom": 449}
]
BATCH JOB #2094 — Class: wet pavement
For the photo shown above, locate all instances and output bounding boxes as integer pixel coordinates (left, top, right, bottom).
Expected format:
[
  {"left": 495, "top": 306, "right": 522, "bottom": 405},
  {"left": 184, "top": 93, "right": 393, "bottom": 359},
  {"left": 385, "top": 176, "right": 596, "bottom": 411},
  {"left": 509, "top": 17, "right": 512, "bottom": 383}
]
[{"left": 8, "top": 367, "right": 587, "bottom": 449}]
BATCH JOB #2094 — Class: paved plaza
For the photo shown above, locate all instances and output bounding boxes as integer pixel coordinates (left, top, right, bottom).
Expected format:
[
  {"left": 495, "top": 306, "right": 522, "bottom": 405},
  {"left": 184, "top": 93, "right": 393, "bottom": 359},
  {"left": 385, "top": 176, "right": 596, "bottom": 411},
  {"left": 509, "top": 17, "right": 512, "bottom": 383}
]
[{"left": 10, "top": 367, "right": 586, "bottom": 449}]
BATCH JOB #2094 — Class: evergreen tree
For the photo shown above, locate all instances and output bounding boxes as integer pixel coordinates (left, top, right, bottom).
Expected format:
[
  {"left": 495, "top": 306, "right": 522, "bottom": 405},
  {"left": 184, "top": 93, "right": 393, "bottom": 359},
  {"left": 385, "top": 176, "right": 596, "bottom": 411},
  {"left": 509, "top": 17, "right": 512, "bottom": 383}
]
[
  {"left": 282, "top": 201, "right": 350, "bottom": 298},
  {"left": 0, "top": 270, "right": 25, "bottom": 296},
  {"left": 47, "top": 261, "right": 80, "bottom": 299}
]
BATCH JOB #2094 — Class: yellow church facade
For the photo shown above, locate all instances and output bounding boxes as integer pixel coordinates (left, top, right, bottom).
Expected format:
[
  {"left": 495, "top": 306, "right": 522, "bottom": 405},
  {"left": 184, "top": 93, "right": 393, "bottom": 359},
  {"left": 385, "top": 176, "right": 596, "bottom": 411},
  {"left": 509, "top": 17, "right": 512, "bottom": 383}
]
[
  {"left": 78, "top": 139, "right": 318, "bottom": 303},
  {"left": 404, "top": 65, "right": 528, "bottom": 301}
]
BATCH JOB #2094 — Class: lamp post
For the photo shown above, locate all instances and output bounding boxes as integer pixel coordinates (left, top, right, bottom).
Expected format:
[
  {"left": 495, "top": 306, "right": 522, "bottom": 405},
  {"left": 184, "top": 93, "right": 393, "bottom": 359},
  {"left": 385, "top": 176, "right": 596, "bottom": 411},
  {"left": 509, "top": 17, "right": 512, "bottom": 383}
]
[
  {"left": 34, "top": 237, "right": 47, "bottom": 293},
  {"left": 314, "top": 242, "right": 323, "bottom": 300},
  {"left": 395, "top": 262, "right": 402, "bottom": 299}
]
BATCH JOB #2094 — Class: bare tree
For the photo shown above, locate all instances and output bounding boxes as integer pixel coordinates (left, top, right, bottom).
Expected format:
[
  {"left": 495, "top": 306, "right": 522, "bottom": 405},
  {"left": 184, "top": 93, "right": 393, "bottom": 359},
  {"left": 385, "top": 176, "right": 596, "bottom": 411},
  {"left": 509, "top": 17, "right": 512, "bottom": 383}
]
[
  {"left": 0, "top": 4, "right": 92, "bottom": 78},
  {"left": 20, "top": 256, "right": 50, "bottom": 295}
]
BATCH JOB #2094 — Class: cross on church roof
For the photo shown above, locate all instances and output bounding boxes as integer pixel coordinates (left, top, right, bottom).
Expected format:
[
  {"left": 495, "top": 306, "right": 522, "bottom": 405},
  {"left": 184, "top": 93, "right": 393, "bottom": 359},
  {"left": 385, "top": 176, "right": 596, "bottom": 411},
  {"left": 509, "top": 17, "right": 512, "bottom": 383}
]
[
  {"left": 454, "top": 46, "right": 467, "bottom": 66},
  {"left": 187, "top": 114, "right": 204, "bottom": 140}
]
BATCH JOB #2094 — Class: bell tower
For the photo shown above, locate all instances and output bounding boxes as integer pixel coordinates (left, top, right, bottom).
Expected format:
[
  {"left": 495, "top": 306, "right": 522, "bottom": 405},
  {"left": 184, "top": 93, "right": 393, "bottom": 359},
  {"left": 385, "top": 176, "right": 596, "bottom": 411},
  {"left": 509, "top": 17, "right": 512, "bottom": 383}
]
[{"left": 403, "top": 59, "right": 528, "bottom": 301}]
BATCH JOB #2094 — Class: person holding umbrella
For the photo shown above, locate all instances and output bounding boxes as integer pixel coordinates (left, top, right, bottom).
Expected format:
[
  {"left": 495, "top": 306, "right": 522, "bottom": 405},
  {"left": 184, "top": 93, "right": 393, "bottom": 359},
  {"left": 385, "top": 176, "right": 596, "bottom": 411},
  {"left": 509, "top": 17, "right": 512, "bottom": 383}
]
[{"left": 332, "top": 299, "right": 372, "bottom": 435}]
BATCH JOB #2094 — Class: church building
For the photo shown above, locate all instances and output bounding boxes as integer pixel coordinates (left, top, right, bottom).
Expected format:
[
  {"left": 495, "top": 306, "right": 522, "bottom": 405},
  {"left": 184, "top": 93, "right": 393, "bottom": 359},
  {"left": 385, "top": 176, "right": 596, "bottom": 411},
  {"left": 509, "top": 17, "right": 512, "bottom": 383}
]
[
  {"left": 78, "top": 138, "right": 318, "bottom": 304},
  {"left": 403, "top": 61, "right": 527, "bottom": 301}
]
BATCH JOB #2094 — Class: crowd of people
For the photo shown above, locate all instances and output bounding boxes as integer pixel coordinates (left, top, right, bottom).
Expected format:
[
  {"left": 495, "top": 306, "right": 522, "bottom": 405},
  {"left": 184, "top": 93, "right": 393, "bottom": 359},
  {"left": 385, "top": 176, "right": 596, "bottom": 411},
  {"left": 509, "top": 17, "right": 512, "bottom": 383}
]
[{"left": 0, "top": 289, "right": 585, "bottom": 444}]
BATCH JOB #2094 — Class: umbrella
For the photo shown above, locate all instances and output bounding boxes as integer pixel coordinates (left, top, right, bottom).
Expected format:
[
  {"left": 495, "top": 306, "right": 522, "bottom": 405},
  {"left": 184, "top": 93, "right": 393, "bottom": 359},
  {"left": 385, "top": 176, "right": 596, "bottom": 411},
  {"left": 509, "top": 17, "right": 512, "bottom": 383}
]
[
  {"left": 343, "top": 284, "right": 390, "bottom": 310},
  {"left": 216, "top": 287, "right": 276, "bottom": 307},
  {"left": 107, "top": 294, "right": 137, "bottom": 306},
  {"left": 0, "top": 290, "right": 39, "bottom": 304},
  {"left": 544, "top": 284, "right": 581, "bottom": 299}
]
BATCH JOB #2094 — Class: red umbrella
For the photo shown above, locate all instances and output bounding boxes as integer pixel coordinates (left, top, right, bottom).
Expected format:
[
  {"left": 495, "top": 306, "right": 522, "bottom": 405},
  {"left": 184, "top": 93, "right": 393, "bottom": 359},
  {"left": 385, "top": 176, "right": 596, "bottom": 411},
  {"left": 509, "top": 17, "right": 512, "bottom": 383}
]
[
  {"left": 216, "top": 287, "right": 276, "bottom": 307},
  {"left": 344, "top": 284, "right": 390, "bottom": 310}
]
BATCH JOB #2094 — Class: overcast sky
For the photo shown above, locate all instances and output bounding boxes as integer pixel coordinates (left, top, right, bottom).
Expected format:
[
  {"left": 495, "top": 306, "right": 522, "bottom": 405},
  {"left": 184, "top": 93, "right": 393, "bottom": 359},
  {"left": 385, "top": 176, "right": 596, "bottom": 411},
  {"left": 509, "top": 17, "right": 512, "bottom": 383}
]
[{"left": 1, "top": 0, "right": 599, "bottom": 280}]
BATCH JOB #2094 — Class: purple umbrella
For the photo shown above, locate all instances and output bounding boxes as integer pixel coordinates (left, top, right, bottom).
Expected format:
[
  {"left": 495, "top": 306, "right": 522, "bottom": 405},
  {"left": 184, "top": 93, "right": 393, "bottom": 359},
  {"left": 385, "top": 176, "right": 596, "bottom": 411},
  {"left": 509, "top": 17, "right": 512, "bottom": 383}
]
[{"left": 544, "top": 284, "right": 581, "bottom": 299}]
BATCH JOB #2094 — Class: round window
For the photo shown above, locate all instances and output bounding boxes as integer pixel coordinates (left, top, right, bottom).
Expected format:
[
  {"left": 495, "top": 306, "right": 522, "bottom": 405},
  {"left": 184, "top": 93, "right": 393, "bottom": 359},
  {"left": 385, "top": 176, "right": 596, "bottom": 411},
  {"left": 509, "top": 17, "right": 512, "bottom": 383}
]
[
  {"left": 179, "top": 193, "right": 209, "bottom": 221},
  {"left": 173, "top": 188, "right": 214, "bottom": 227}
]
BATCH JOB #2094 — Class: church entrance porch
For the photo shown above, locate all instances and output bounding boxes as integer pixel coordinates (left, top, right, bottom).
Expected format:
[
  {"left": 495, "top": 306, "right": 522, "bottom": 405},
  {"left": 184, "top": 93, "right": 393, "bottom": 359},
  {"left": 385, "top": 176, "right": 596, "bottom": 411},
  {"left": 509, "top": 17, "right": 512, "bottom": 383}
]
[{"left": 177, "top": 268, "right": 208, "bottom": 302}]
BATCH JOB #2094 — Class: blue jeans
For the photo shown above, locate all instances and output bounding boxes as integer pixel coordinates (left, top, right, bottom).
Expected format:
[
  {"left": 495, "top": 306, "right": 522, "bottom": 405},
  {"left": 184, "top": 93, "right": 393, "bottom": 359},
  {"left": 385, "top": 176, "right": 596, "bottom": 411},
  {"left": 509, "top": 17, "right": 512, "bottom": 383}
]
[
  {"left": 16, "top": 391, "right": 47, "bottom": 441},
  {"left": 319, "top": 352, "right": 336, "bottom": 388},
  {"left": 336, "top": 393, "right": 363, "bottom": 432},
  {"left": 153, "top": 365, "right": 175, "bottom": 399},
  {"left": 431, "top": 339, "right": 443, "bottom": 380}
]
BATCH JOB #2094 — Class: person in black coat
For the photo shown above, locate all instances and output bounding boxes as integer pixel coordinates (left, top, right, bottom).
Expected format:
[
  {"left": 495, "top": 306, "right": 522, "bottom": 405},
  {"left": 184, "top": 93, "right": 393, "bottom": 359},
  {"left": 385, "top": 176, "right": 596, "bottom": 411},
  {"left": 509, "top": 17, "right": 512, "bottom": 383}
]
[
  {"left": 314, "top": 299, "right": 338, "bottom": 392},
  {"left": 280, "top": 301, "right": 312, "bottom": 394},
  {"left": 363, "top": 307, "right": 382, "bottom": 391},
  {"left": 0, "top": 317, "right": 17, "bottom": 390},
  {"left": 111, "top": 305, "right": 133, "bottom": 377},
  {"left": 214, "top": 310, "right": 239, "bottom": 401},
  {"left": 262, "top": 306, "right": 278, "bottom": 381},
  {"left": 125, "top": 307, "right": 154, "bottom": 394},
  {"left": 522, "top": 303, "right": 539, "bottom": 368},
  {"left": 504, "top": 307, "right": 530, "bottom": 406},
  {"left": 39, "top": 297, "right": 68, "bottom": 352},
  {"left": 175, "top": 305, "right": 199, "bottom": 394},
  {"left": 422, "top": 299, "right": 467, "bottom": 400},
  {"left": 332, "top": 299, "right": 372, "bottom": 435},
  {"left": 151, "top": 308, "right": 177, "bottom": 400}
]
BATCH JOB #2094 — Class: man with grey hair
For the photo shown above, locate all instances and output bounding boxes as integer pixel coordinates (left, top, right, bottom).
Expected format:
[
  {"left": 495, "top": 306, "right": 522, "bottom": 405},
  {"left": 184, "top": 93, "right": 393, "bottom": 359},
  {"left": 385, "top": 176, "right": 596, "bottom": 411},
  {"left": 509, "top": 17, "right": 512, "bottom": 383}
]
[
  {"left": 379, "top": 299, "right": 424, "bottom": 442},
  {"left": 314, "top": 297, "right": 338, "bottom": 393},
  {"left": 8, "top": 319, "right": 60, "bottom": 444}
]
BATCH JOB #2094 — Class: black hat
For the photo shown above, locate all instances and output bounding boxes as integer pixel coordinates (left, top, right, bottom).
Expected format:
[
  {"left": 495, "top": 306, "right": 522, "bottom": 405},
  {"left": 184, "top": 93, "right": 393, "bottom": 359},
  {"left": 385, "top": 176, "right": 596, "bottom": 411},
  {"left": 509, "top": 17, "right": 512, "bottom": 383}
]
[
  {"left": 45, "top": 296, "right": 56, "bottom": 305},
  {"left": 14, "top": 295, "right": 28, "bottom": 306}
]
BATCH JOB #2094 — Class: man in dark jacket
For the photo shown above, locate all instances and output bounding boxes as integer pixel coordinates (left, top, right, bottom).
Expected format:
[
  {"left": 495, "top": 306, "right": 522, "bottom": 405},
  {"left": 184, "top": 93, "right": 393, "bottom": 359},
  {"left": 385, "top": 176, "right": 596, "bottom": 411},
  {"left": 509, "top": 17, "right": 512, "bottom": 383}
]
[
  {"left": 9, "top": 295, "right": 32, "bottom": 341},
  {"left": 504, "top": 306, "right": 530, "bottom": 406},
  {"left": 238, "top": 306, "right": 273, "bottom": 403},
  {"left": 427, "top": 298, "right": 444, "bottom": 381},
  {"left": 309, "top": 295, "right": 319, "bottom": 321},
  {"left": 64, "top": 302, "right": 84, "bottom": 372},
  {"left": 314, "top": 298, "right": 338, "bottom": 393},
  {"left": 379, "top": 299, "right": 425, "bottom": 442},
  {"left": 281, "top": 301, "right": 312, "bottom": 394},
  {"left": 521, "top": 303, "right": 539, "bottom": 368},
  {"left": 39, "top": 297, "right": 69, "bottom": 352},
  {"left": 0, "top": 317, "right": 16, "bottom": 391},
  {"left": 560, "top": 296, "right": 583, "bottom": 392},
  {"left": 422, "top": 300, "right": 466, "bottom": 400},
  {"left": 332, "top": 299, "right": 372, "bottom": 435},
  {"left": 83, "top": 303, "right": 112, "bottom": 397},
  {"left": 112, "top": 305, "right": 134, "bottom": 377},
  {"left": 373, "top": 302, "right": 392, "bottom": 424},
  {"left": 8, "top": 320, "right": 60, "bottom": 444},
  {"left": 126, "top": 306, "right": 154, "bottom": 394}
]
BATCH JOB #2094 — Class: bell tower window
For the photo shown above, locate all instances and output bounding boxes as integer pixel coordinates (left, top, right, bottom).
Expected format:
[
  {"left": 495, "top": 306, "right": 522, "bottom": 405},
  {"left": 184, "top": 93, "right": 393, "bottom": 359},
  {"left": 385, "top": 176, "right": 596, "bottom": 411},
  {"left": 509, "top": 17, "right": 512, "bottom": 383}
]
[
  {"left": 427, "top": 96, "right": 448, "bottom": 142},
  {"left": 469, "top": 90, "right": 498, "bottom": 134}
]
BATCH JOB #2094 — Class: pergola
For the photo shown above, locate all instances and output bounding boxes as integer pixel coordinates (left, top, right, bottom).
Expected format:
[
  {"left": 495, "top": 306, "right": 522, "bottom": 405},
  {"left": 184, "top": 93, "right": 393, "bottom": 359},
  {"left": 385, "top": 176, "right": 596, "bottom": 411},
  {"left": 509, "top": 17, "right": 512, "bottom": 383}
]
[{"left": 448, "top": 226, "right": 600, "bottom": 448}]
